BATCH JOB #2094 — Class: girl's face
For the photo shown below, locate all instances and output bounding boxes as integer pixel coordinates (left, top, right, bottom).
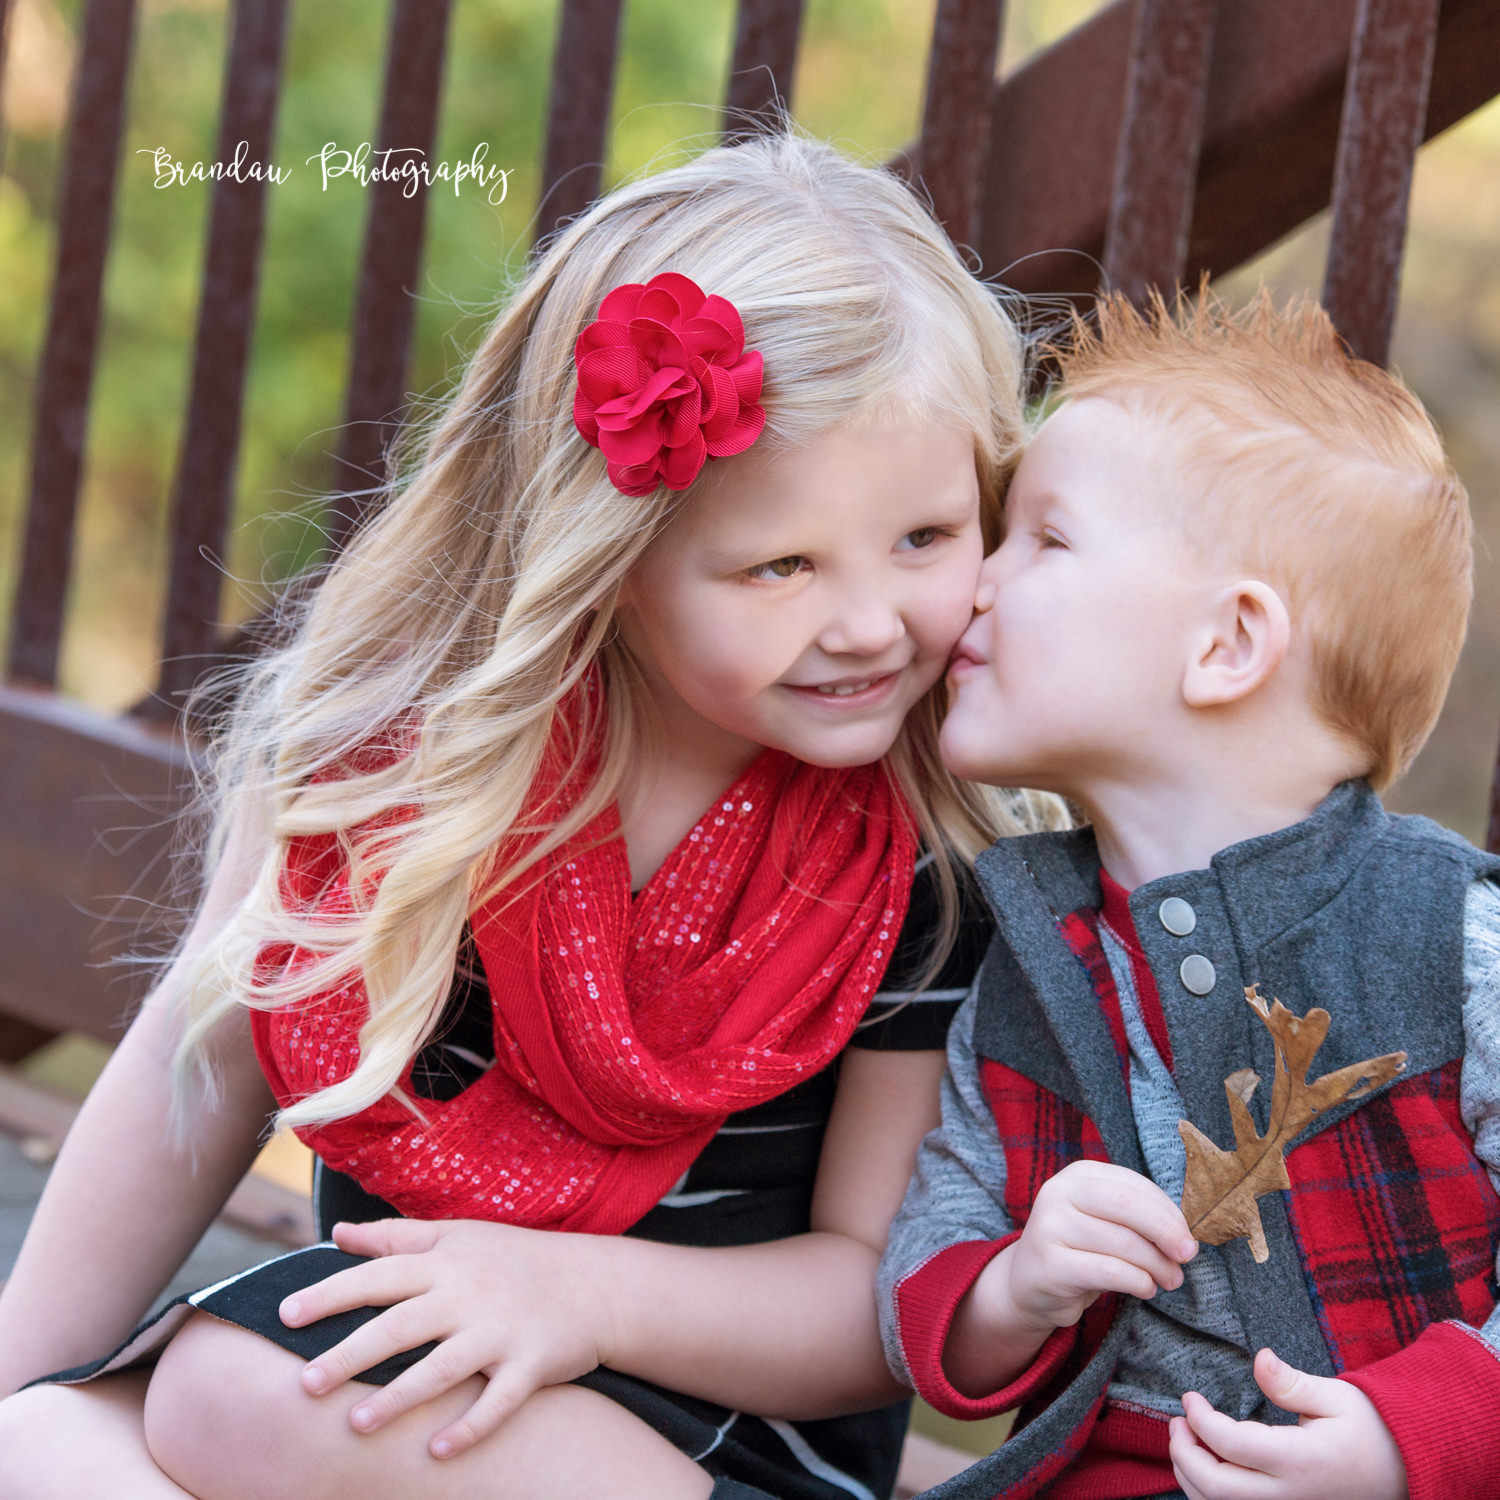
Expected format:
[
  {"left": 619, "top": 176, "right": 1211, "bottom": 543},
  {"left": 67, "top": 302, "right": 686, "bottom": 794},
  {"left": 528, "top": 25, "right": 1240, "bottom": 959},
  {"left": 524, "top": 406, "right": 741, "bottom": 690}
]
[{"left": 616, "top": 410, "right": 985, "bottom": 776}]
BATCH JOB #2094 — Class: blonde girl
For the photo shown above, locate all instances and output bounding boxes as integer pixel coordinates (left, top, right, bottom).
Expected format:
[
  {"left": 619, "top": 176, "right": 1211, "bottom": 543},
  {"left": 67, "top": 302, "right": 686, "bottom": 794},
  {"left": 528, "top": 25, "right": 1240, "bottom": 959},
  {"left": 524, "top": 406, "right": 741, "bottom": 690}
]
[{"left": 0, "top": 131, "right": 1054, "bottom": 1500}]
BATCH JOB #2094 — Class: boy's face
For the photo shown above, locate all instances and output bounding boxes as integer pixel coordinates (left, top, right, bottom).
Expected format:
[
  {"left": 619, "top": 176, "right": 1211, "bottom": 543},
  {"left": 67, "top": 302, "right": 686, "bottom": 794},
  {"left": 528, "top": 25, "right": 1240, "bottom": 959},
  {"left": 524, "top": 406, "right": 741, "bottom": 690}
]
[{"left": 941, "top": 396, "right": 1218, "bottom": 794}]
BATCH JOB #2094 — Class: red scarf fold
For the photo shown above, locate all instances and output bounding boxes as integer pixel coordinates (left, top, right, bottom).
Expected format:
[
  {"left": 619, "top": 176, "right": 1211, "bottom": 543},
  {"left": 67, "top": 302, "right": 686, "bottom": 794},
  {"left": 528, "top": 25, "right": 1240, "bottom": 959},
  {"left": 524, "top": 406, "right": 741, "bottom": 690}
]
[{"left": 251, "top": 725, "right": 915, "bottom": 1235}]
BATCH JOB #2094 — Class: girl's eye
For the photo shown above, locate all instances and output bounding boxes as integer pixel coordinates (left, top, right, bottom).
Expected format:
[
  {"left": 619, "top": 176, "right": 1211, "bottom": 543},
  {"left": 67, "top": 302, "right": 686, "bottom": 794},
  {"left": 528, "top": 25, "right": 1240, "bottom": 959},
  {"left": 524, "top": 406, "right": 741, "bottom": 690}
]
[
  {"left": 898, "top": 525, "right": 954, "bottom": 551},
  {"left": 746, "top": 555, "right": 806, "bottom": 580},
  {"left": 1037, "top": 528, "right": 1068, "bottom": 550}
]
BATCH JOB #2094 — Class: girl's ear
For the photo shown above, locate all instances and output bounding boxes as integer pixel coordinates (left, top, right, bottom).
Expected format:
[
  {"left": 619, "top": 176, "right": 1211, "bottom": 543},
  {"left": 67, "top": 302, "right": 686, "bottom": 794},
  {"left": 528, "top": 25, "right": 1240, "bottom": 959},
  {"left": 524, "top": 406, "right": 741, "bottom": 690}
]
[{"left": 1181, "top": 579, "right": 1290, "bottom": 708}]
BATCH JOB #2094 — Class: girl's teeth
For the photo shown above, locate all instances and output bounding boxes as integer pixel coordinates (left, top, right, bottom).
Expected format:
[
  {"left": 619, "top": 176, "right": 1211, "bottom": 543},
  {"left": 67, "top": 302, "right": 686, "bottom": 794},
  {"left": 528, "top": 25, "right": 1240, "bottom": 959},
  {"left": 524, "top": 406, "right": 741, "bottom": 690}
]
[{"left": 817, "top": 680, "right": 874, "bottom": 696}]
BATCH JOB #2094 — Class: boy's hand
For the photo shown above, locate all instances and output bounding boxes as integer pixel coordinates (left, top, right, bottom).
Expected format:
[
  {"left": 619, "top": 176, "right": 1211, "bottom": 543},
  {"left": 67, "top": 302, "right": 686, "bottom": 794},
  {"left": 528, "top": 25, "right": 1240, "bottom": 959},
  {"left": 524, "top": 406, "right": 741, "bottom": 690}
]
[
  {"left": 1169, "top": 1347, "right": 1409, "bottom": 1500},
  {"left": 278, "top": 1218, "right": 615, "bottom": 1460},
  {"left": 986, "top": 1160, "right": 1197, "bottom": 1334}
]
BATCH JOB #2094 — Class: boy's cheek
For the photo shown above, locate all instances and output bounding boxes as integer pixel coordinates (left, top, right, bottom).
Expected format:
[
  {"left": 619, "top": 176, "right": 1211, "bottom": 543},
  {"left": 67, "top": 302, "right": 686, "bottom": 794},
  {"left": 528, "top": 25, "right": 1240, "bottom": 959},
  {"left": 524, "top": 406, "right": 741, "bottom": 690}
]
[{"left": 937, "top": 685, "right": 1005, "bottom": 781}]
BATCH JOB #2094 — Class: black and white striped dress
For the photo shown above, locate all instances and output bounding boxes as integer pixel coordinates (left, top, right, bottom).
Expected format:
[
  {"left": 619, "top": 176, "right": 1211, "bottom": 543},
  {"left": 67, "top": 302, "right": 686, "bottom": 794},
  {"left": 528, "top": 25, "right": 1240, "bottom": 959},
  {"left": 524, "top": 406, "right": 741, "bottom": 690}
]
[{"left": 40, "top": 855, "right": 992, "bottom": 1500}]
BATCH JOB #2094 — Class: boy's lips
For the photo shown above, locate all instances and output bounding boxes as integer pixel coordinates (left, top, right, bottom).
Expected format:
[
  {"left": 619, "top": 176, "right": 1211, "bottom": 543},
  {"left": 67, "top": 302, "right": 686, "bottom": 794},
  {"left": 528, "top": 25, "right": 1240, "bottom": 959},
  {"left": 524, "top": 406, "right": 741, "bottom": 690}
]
[{"left": 947, "top": 641, "right": 986, "bottom": 676}]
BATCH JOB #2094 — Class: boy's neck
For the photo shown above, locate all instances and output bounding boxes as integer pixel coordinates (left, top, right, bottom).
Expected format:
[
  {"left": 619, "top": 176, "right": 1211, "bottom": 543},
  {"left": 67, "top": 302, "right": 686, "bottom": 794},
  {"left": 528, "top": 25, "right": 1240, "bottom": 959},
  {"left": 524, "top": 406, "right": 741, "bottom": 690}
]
[{"left": 1074, "top": 731, "right": 1367, "bottom": 892}]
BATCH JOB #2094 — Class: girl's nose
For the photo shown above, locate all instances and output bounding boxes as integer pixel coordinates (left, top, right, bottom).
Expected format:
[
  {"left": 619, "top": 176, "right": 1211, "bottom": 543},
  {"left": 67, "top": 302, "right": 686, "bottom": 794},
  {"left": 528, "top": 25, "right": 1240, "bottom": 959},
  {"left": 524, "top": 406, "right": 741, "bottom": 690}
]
[{"left": 818, "top": 594, "right": 907, "bottom": 658}]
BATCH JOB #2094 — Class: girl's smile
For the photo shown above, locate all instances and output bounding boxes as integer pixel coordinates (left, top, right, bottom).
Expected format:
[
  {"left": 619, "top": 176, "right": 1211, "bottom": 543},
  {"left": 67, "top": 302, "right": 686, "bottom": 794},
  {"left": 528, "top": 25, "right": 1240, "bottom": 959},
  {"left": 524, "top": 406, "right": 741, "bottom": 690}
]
[{"left": 616, "top": 408, "right": 985, "bottom": 777}]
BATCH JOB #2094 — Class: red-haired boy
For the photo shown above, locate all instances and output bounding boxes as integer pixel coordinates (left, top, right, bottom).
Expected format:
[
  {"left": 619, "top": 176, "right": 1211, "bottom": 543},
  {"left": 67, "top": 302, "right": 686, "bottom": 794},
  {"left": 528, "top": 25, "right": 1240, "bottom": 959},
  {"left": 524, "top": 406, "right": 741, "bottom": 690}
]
[{"left": 879, "top": 292, "right": 1500, "bottom": 1500}]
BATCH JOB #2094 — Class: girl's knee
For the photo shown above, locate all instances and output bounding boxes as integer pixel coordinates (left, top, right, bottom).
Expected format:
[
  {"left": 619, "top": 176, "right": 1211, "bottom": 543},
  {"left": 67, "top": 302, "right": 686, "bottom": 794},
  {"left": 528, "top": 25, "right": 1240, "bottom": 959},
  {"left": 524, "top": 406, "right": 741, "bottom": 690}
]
[
  {"left": 0, "top": 1386, "right": 68, "bottom": 1497},
  {"left": 144, "top": 1311, "right": 309, "bottom": 1499},
  {"left": 0, "top": 1380, "right": 145, "bottom": 1499}
]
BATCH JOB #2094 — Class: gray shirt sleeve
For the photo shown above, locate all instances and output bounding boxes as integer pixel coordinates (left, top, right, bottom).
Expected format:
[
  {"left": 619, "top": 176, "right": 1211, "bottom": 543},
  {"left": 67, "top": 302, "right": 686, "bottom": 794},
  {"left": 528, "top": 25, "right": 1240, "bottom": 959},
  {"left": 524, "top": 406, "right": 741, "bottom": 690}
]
[
  {"left": 1460, "top": 876, "right": 1500, "bottom": 1353},
  {"left": 877, "top": 978, "right": 1012, "bottom": 1384}
]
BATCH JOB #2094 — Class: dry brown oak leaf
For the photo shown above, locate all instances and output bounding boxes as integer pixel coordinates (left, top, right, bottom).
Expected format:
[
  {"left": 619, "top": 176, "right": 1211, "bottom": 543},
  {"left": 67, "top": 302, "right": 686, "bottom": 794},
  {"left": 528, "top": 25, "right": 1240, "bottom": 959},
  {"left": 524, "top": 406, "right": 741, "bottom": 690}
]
[{"left": 1178, "top": 984, "right": 1407, "bottom": 1263}]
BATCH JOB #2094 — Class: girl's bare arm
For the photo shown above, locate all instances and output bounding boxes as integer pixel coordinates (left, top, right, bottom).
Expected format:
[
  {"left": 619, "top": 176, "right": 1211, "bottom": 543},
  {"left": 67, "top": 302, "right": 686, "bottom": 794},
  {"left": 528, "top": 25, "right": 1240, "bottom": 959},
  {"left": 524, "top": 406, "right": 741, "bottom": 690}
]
[
  {"left": 605, "top": 1044, "right": 948, "bottom": 1414},
  {"left": 0, "top": 816, "right": 278, "bottom": 1398},
  {"left": 306, "top": 1044, "right": 947, "bottom": 1452}
]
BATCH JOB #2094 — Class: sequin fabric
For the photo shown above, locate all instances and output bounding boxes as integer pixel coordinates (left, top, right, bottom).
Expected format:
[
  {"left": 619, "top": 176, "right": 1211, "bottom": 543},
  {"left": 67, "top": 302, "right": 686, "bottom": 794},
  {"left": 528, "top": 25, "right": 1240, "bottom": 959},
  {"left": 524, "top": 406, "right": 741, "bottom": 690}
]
[{"left": 252, "top": 743, "right": 915, "bottom": 1235}]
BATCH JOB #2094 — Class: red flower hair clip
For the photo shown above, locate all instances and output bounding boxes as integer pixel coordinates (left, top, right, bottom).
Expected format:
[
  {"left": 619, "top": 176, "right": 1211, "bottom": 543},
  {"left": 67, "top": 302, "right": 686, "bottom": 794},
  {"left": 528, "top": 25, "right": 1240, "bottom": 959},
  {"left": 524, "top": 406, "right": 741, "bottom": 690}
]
[{"left": 572, "top": 272, "right": 766, "bottom": 497}]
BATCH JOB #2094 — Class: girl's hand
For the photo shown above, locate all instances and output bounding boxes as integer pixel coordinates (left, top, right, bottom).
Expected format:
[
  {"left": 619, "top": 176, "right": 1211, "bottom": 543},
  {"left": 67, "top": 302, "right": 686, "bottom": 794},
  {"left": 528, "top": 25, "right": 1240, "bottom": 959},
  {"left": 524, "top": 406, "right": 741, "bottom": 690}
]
[
  {"left": 279, "top": 1218, "right": 616, "bottom": 1460},
  {"left": 982, "top": 1159, "right": 1196, "bottom": 1335},
  {"left": 1169, "top": 1348, "right": 1409, "bottom": 1500}
]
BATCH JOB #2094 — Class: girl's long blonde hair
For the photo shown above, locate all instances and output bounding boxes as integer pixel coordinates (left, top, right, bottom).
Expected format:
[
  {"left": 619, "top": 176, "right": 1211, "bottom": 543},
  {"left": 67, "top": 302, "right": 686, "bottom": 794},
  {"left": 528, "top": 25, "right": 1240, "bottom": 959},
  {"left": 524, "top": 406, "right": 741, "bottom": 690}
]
[{"left": 170, "top": 130, "right": 1064, "bottom": 1130}]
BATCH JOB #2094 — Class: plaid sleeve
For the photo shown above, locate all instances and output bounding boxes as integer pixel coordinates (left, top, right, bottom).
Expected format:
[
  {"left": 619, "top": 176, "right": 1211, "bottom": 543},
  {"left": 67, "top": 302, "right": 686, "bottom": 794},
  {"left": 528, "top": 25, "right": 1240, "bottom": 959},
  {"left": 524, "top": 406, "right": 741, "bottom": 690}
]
[
  {"left": 1459, "top": 876, "right": 1500, "bottom": 1356},
  {"left": 1346, "top": 880, "right": 1500, "bottom": 1500}
]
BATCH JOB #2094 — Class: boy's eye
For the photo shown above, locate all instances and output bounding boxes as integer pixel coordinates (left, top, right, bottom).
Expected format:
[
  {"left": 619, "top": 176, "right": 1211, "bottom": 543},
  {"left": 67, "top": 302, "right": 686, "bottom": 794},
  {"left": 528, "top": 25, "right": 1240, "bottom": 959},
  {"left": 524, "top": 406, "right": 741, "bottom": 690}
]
[{"left": 746, "top": 555, "right": 806, "bottom": 580}]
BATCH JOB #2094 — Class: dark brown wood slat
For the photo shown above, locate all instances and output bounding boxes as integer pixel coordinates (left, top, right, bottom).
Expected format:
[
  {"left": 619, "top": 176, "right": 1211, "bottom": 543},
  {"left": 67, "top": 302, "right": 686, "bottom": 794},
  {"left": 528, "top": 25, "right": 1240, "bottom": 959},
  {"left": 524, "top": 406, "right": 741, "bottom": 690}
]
[
  {"left": 7, "top": 0, "right": 138, "bottom": 688},
  {"left": 324, "top": 0, "right": 454, "bottom": 557},
  {"left": 0, "top": 686, "right": 193, "bottom": 1043},
  {"left": 916, "top": 0, "right": 1005, "bottom": 252},
  {"left": 1103, "top": 0, "right": 1218, "bottom": 305},
  {"left": 150, "top": 0, "right": 291, "bottom": 722},
  {"left": 539, "top": 0, "right": 626, "bottom": 237},
  {"left": 723, "top": 0, "right": 805, "bottom": 142},
  {"left": 0, "top": 0, "right": 15, "bottom": 174},
  {"left": 1322, "top": 0, "right": 1441, "bottom": 366},
  {"left": 968, "top": 0, "right": 1500, "bottom": 298},
  {"left": 1489, "top": 750, "right": 1500, "bottom": 855}
]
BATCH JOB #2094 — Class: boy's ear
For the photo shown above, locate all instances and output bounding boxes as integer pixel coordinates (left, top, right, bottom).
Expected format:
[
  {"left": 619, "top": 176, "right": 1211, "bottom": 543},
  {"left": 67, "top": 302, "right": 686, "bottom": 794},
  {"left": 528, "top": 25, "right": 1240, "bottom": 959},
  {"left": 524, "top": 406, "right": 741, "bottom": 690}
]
[{"left": 1182, "top": 580, "right": 1290, "bottom": 708}]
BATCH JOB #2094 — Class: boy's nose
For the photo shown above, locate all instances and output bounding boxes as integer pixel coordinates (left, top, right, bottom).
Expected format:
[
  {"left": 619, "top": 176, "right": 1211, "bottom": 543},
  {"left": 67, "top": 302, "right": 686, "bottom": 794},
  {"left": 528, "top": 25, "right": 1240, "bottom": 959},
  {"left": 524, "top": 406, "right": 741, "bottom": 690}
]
[{"left": 972, "top": 551, "right": 1003, "bottom": 613}]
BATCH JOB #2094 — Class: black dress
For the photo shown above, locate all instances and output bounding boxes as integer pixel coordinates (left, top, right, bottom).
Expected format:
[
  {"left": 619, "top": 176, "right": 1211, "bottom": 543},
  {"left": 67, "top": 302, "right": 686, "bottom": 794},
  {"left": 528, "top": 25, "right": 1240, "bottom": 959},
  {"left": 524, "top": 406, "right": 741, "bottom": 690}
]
[{"left": 37, "top": 855, "right": 991, "bottom": 1500}]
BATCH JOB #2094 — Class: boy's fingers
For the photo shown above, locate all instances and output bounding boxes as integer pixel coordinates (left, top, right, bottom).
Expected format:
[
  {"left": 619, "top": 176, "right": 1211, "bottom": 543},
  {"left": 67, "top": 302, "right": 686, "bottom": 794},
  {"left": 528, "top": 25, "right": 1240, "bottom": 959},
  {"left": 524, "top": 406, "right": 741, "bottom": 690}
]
[
  {"left": 1170, "top": 1409, "right": 1278, "bottom": 1500},
  {"left": 1065, "top": 1218, "right": 1187, "bottom": 1292},
  {"left": 1064, "top": 1169, "right": 1196, "bottom": 1262},
  {"left": 1253, "top": 1347, "right": 1347, "bottom": 1420},
  {"left": 1058, "top": 1250, "right": 1163, "bottom": 1305},
  {"left": 280, "top": 1256, "right": 428, "bottom": 1327},
  {"left": 301, "top": 1301, "right": 446, "bottom": 1394},
  {"left": 429, "top": 1365, "right": 538, "bottom": 1459},
  {"left": 1180, "top": 1390, "right": 1286, "bottom": 1474}
]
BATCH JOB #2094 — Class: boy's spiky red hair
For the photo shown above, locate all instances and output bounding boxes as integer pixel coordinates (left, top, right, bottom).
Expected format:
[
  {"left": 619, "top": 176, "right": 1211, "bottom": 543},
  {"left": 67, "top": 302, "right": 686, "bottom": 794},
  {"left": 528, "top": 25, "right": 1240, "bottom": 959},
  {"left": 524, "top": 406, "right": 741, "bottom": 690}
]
[{"left": 1042, "top": 284, "right": 1471, "bottom": 789}]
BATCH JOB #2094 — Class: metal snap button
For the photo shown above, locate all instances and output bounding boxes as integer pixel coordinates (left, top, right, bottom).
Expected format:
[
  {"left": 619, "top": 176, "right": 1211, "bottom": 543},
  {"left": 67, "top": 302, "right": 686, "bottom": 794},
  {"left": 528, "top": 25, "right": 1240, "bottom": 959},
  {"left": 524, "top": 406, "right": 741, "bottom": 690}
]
[
  {"left": 1180, "top": 954, "right": 1216, "bottom": 995},
  {"left": 1158, "top": 897, "right": 1197, "bottom": 937}
]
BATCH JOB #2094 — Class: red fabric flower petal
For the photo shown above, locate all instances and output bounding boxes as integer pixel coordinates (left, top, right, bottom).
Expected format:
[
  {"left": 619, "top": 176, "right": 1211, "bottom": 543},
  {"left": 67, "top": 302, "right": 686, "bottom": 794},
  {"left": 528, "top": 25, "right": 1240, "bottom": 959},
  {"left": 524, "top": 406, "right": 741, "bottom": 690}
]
[
  {"left": 572, "top": 274, "right": 765, "bottom": 493},
  {"left": 660, "top": 430, "right": 708, "bottom": 489}
]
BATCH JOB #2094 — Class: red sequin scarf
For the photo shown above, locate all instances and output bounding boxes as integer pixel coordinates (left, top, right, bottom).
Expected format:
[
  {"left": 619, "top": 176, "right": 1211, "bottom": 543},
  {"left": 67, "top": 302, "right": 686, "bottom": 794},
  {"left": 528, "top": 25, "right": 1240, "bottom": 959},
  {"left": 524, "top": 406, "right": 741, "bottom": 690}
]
[{"left": 251, "top": 743, "right": 915, "bottom": 1234}]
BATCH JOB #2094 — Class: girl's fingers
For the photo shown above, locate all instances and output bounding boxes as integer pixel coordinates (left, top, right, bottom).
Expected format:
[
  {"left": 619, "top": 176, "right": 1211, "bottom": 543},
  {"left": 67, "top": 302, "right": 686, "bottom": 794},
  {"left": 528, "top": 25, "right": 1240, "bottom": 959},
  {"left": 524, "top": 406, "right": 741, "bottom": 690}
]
[
  {"left": 330, "top": 1218, "right": 442, "bottom": 1259},
  {"left": 280, "top": 1256, "right": 428, "bottom": 1327},
  {"left": 427, "top": 1364, "right": 540, "bottom": 1459},
  {"left": 1180, "top": 1390, "right": 1288, "bottom": 1474},
  {"left": 300, "top": 1299, "right": 448, "bottom": 1394},
  {"left": 341, "top": 1337, "right": 487, "bottom": 1432}
]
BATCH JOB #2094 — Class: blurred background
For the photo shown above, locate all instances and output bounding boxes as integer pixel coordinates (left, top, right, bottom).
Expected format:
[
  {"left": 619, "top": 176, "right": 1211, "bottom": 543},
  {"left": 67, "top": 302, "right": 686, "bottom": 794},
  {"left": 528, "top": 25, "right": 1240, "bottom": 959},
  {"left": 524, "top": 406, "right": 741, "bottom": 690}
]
[
  {"left": 2, "top": 0, "right": 1496, "bottom": 1461},
  {"left": 1, "top": 0, "right": 1496, "bottom": 839}
]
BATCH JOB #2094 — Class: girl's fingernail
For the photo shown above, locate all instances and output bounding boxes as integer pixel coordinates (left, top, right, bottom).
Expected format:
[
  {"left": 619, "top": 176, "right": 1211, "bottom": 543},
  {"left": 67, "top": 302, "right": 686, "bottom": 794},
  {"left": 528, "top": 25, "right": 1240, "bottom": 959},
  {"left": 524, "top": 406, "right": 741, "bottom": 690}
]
[
  {"left": 303, "top": 1366, "right": 326, "bottom": 1393},
  {"left": 1180, "top": 1237, "right": 1197, "bottom": 1260},
  {"left": 281, "top": 1298, "right": 301, "bottom": 1324},
  {"left": 352, "top": 1405, "right": 375, "bottom": 1430},
  {"left": 433, "top": 1438, "right": 452, "bottom": 1459}
]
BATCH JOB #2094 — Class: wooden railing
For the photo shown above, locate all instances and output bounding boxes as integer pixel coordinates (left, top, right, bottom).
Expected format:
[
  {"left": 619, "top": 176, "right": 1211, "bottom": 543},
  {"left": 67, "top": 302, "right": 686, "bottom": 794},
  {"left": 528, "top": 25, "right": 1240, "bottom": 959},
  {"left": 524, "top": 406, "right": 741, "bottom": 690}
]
[{"left": 4, "top": 0, "right": 1500, "bottom": 1059}]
